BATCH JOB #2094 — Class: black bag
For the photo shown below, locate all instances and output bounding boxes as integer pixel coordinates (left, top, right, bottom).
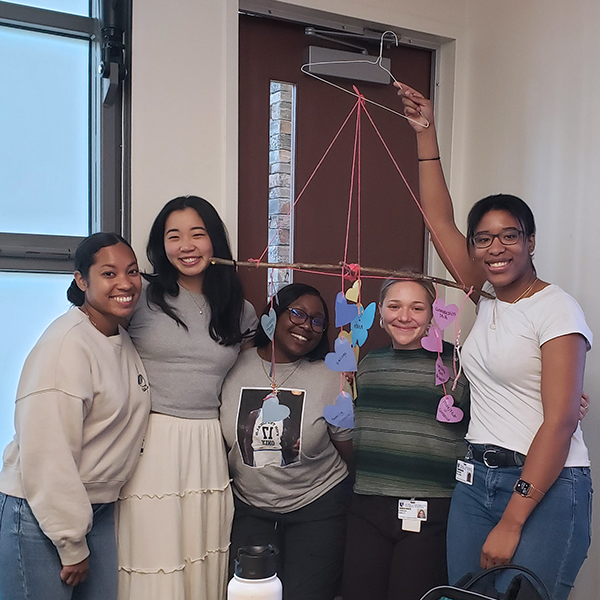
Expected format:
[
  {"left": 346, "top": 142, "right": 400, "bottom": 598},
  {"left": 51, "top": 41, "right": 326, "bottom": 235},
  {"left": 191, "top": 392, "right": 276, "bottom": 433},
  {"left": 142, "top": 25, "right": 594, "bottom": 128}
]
[{"left": 419, "top": 564, "right": 551, "bottom": 600}]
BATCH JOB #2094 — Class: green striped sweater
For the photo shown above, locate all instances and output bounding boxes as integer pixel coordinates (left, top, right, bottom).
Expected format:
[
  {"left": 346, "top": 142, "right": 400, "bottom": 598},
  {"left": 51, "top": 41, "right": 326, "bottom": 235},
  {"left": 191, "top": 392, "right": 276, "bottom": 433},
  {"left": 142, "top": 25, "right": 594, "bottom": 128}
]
[{"left": 354, "top": 343, "right": 470, "bottom": 498}]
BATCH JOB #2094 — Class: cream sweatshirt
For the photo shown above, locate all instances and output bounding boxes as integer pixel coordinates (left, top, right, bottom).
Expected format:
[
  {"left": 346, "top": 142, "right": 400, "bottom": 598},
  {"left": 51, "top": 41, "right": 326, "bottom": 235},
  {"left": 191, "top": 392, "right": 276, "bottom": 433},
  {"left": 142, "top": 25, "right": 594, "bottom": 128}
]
[{"left": 0, "top": 308, "right": 150, "bottom": 565}]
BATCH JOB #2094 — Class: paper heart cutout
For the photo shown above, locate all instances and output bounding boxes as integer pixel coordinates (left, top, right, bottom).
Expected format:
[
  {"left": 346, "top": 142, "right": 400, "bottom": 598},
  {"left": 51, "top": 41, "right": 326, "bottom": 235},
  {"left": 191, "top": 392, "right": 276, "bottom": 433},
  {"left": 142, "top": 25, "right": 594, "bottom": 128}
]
[
  {"left": 261, "top": 393, "right": 291, "bottom": 423},
  {"left": 340, "top": 330, "right": 360, "bottom": 362},
  {"left": 260, "top": 307, "right": 277, "bottom": 340},
  {"left": 421, "top": 326, "right": 443, "bottom": 353},
  {"left": 432, "top": 298, "right": 458, "bottom": 330},
  {"left": 345, "top": 280, "right": 361, "bottom": 303},
  {"left": 325, "top": 336, "right": 358, "bottom": 372},
  {"left": 323, "top": 391, "right": 354, "bottom": 428},
  {"left": 335, "top": 292, "right": 359, "bottom": 327},
  {"left": 435, "top": 356, "right": 450, "bottom": 386},
  {"left": 436, "top": 394, "right": 464, "bottom": 423},
  {"left": 351, "top": 302, "right": 376, "bottom": 347}
]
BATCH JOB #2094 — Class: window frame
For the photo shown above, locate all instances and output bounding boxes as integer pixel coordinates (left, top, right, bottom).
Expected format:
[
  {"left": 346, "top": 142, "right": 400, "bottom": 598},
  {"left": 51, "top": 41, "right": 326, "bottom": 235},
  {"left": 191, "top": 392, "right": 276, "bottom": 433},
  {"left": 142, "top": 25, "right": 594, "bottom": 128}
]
[{"left": 0, "top": 0, "right": 131, "bottom": 273}]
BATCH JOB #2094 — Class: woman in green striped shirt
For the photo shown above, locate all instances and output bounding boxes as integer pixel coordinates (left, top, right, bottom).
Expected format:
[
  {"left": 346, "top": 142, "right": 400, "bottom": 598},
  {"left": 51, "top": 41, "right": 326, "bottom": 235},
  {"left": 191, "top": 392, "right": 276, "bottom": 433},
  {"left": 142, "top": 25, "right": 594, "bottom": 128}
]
[{"left": 342, "top": 276, "right": 470, "bottom": 600}]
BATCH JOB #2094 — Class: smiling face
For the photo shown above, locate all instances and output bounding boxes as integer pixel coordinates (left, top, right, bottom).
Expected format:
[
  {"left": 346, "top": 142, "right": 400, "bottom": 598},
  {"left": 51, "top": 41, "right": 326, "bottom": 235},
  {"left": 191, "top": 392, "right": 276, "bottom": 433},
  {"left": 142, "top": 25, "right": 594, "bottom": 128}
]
[
  {"left": 470, "top": 209, "right": 535, "bottom": 294},
  {"left": 164, "top": 207, "right": 214, "bottom": 291},
  {"left": 272, "top": 294, "right": 326, "bottom": 363},
  {"left": 76, "top": 242, "right": 141, "bottom": 335},
  {"left": 379, "top": 281, "right": 433, "bottom": 350}
]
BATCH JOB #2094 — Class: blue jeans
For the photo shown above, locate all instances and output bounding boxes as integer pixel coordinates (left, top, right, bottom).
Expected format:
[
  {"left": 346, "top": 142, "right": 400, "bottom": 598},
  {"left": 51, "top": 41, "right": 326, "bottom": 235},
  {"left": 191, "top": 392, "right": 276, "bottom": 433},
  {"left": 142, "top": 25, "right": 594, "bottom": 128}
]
[
  {"left": 446, "top": 460, "right": 592, "bottom": 600},
  {"left": 0, "top": 493, "right": 117, "bottom": 600}
]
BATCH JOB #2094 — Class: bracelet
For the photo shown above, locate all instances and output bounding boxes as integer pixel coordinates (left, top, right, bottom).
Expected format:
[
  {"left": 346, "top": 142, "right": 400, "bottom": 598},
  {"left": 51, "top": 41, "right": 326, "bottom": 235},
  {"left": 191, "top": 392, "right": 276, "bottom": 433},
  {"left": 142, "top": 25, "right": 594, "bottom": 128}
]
[{"left": 418, "top": 156, "right": 440, "bottom": 162}]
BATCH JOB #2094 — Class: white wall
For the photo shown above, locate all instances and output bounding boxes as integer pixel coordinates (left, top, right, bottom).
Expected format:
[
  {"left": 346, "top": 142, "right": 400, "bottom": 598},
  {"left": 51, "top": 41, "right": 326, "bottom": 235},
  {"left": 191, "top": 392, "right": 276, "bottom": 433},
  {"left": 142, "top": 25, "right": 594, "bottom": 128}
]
[
  {"left": 130, "top": 0, "right": 239, "bottom": 257},
  {"left": 130, "top": 1, "right": 600, "bottom": 597}
]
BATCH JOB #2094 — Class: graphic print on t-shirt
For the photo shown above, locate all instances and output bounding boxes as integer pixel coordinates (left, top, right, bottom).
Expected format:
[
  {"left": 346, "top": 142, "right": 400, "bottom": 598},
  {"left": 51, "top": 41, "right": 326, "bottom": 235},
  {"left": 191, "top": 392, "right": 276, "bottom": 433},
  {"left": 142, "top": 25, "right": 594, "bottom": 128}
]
[{"left": 237, "top": 387, "right": 305, "bottom": 467}]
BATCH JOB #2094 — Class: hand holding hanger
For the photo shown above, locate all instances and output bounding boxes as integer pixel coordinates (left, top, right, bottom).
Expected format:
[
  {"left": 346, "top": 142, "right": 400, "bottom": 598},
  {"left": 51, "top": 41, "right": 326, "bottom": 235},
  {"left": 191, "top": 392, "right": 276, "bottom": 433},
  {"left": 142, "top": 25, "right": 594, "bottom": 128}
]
[{"left": 394, "top": 81, "right": 434, "bottom": 133}]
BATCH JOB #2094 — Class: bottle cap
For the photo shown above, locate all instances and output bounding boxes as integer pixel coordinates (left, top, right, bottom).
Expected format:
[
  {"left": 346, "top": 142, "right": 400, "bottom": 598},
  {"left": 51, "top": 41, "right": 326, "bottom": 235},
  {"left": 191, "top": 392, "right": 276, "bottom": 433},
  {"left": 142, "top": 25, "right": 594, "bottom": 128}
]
[{"left": 234, "top": 544, "right": 279, "bottom": 580}]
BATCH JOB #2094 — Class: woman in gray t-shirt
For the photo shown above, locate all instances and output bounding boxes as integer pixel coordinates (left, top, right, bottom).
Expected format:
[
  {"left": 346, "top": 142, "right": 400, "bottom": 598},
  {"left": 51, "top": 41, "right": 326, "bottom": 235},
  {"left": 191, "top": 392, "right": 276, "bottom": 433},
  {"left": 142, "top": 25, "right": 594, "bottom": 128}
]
[
  {"left": 116, "top": 196, "right": 257, "bottom": 600},
  {"left": 221, "top": 283, "right": 352, "bottom": 600}
]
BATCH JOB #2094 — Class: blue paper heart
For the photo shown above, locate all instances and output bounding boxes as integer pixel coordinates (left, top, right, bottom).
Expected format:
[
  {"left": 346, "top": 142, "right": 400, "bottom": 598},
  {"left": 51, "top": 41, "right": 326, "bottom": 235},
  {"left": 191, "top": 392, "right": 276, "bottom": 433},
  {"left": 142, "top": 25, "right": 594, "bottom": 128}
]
[
  {"left": 323, "top": 391, "right": 354, "bottom": 428},
  {"left": 351, "top": 302, "right": 376, "bottom": 347},
  {"left": 325, "top": 337, "right": 358, "bottom": 372},
  {"left": 260, "top": 308, "right": 277, "bottom": 341},
  {"left": 261, "top": 394, "right": 291, "bottom": 423},
  {"left": 335, "top": 292, "right": 359, "bottom": 327}
]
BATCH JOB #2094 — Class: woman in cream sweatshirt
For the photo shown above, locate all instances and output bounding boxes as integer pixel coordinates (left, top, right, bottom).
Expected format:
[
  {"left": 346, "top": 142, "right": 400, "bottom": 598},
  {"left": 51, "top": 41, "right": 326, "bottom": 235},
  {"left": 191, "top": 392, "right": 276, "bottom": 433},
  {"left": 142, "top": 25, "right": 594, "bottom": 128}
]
[{"left": 0, "top": 233, "right": 150, "bottom": 600}]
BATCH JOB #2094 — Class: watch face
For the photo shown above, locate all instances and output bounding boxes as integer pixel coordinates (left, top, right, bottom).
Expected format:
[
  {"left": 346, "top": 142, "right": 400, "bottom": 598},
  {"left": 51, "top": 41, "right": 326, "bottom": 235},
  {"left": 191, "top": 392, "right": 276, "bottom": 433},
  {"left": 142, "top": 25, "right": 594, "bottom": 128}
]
[{"left": 515, "top": 479, "right": 531, "bottom": 496}]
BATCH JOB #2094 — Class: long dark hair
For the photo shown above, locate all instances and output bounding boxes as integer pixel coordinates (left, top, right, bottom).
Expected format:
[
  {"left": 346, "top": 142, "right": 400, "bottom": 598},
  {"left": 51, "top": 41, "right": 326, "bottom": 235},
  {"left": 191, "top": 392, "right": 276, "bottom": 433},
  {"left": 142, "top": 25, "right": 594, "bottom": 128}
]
[
  {"left": 67, "top": 233, "right": 133, "bottom": 306},
  {"left": 145, "top": 195, "right": 246, "bottom": 346},
  {"left": 255, "top": 283, "right": 330, "bottom": 361}
]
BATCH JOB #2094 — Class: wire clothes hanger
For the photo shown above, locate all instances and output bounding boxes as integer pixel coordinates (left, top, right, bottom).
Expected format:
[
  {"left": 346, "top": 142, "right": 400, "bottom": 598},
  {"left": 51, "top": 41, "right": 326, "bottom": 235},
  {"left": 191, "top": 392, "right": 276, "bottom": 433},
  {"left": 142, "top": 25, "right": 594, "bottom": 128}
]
[{"left": 300, "top": 30, "right": 430, "bottom": 128}]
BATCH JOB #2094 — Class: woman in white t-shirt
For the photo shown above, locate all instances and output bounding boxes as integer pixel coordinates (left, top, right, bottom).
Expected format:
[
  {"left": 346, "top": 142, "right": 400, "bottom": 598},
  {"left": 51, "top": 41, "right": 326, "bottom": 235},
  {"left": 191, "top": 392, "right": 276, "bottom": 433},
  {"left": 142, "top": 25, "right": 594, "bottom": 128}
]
[{"left": 396, "top": 82, "right": 592, "bottom": 600}]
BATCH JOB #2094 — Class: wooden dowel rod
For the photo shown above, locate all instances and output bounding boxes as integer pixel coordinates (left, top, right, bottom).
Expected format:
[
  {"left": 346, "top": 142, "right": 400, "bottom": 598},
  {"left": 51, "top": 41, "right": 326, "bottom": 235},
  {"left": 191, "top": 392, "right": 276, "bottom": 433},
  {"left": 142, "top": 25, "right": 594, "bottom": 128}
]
[{"left": 209, "top": 257, "right": 493, "bottom": 299}]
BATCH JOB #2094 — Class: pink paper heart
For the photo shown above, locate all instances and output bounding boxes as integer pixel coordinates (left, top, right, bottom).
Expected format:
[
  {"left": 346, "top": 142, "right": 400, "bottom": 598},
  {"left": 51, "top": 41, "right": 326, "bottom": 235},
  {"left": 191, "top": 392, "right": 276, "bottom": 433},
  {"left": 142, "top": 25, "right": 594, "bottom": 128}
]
[
  {"left": 432, "top": 298, "right": 458, "bottom": 330},
  {"left": 436, "top": 394, "right": 464, "bottom": 423},
  {"left": 421, "top": 326, "right": 443, "bottom": 353},
  {"left": 435, "top": 356, "right": 450, "bottom": 386}
]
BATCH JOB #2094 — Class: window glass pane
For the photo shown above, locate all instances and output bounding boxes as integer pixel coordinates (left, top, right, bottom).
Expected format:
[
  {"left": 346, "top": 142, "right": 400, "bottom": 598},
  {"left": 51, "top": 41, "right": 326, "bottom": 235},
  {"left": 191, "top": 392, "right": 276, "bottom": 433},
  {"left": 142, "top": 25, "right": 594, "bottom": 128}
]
[
  {"left": 4, "top": 0, "right": 89, "bottom": 17},
  {"left": 0, "top": 273, "right": 71, "bottom": 451},
  {"left": 0, "top": 26, "right": 89, "bottom": 236}
]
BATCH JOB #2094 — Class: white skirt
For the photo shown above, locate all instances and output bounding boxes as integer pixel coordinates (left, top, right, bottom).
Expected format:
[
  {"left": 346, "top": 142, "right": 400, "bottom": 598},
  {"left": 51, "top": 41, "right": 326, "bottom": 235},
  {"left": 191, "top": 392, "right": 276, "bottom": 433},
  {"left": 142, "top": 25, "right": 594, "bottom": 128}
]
[{"left": 116, "top": 413, "right": 234, "bottom": 600}]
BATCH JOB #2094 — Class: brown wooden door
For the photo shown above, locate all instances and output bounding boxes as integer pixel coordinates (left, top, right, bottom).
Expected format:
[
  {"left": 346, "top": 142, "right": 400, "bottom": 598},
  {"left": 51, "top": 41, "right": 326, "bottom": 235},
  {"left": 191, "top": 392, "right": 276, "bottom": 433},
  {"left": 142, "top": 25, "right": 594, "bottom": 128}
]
[{"left": 238, "top": 14, "right": 432, "bottom": 352}]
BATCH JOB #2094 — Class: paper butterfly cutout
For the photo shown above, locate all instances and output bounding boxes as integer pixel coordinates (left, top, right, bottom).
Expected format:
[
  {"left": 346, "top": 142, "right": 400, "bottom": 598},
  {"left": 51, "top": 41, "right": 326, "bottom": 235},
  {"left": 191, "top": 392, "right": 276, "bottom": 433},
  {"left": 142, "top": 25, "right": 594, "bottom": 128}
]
[{"left": 351, "top": 302, "right": 376, "bottom": 347}]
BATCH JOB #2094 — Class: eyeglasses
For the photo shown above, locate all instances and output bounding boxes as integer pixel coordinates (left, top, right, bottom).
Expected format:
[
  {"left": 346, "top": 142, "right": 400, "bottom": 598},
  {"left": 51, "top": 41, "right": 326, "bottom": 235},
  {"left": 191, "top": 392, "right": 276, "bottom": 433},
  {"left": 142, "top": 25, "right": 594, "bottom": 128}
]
[
  {"left": 287, "top": 307, "right": 327, "bottom": 332},
  {"left": 472, "top": 227, "right": 524, "bottom": 249}
]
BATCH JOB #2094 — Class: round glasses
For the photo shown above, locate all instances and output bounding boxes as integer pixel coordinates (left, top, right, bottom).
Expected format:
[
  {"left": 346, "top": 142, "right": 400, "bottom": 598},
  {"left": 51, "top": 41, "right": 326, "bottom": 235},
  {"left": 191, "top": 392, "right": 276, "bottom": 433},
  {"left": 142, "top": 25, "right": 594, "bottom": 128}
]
[
  {"left": 287, "top": 307, "right": 327, "bottom": 332},
  {"left": 472, "top": 227, "right": 524, "bottom": 249}
]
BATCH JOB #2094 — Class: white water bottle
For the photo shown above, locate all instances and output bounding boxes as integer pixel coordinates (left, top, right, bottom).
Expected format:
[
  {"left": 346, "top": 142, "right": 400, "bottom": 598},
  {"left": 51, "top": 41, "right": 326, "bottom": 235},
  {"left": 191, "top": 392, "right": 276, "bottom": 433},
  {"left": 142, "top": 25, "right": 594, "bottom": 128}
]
[{"left": 228, "top": 545, "right": 282, "bottom": 600}]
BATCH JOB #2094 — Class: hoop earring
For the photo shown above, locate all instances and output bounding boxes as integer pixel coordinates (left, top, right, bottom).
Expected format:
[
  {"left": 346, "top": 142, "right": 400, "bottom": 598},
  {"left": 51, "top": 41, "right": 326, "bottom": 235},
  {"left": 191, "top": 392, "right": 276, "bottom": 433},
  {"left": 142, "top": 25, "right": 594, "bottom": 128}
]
[{"left": 379, "top": 317, "right": 384, "bottom": 328}]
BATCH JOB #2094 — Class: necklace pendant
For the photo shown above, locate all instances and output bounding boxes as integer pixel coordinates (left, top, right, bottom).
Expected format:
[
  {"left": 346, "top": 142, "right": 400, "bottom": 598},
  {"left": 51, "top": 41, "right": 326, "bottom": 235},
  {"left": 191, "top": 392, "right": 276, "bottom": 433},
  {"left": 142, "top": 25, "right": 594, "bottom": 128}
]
[{"left": 489, "top": 322, "right": 496, "bottom": 330}]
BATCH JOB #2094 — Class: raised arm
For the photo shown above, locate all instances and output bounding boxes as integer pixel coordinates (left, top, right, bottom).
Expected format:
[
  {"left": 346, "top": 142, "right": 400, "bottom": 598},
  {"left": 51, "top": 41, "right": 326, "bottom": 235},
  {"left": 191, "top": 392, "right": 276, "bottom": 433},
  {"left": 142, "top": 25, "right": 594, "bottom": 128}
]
[{"left": 394, "top": 82, "right": 485, "bottom": 291}]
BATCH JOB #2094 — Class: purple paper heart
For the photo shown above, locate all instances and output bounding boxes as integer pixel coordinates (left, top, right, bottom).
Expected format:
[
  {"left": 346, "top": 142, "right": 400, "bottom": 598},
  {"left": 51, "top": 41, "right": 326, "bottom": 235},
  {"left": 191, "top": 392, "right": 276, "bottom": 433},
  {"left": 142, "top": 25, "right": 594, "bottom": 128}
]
[
  {"left": 335, "top": 292, "right": 359, "bottom": 327},
  {"left": 435, "top": 356, "right": 450, "bottom": 386},
  {"left": 421, "top": 326, "right": 443, "bottom": 353},
  {"left": 325, "top": 337, "right": 358, "bottom": 372},
  {"left": 436, "top": 394, "right": 464, "bottom": 423},
  {"left": 432, "top": 298, "right": 458, "bottom": 330},
  {"left": 323, "top": 391, "right": 354, "bottom": 428},
  {"left": 261, "top": 393, "right": 291, "bottom": 423}
]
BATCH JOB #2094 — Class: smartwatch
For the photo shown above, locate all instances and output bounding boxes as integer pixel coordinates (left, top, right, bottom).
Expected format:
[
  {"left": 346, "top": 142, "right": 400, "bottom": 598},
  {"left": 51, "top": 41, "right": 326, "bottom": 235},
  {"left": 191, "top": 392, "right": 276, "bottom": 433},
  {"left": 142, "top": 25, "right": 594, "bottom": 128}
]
[{"left": 514, "top": 479, "right": 545, "bottom": 503}]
